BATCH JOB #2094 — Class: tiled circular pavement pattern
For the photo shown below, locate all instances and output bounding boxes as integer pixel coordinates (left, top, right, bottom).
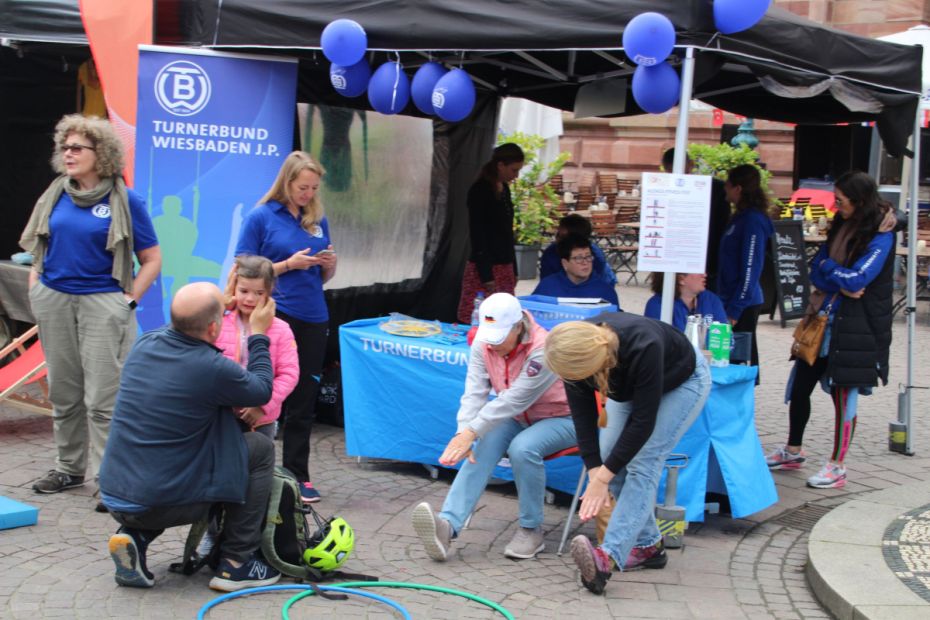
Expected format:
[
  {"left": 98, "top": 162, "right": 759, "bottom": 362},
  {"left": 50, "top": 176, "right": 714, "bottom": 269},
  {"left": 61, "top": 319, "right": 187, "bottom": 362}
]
[
  {"left": 883, "top": 503, "right": 930, "bottom": 603},
  {"left": 1, "top": 279, "right": 930, "bottom": 618}
]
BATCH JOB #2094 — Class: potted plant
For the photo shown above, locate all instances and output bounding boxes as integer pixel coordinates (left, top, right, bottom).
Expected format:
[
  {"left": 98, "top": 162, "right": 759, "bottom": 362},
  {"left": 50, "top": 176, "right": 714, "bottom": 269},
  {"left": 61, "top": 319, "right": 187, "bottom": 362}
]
[{"left": 499, "top": 132, "right": 571, "bottom": 279}]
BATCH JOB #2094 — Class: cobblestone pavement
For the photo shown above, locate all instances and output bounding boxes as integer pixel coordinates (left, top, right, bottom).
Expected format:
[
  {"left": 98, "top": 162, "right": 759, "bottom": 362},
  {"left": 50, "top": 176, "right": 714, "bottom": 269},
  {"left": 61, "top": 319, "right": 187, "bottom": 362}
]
[{"left": 1, "top": 281, "right": 929, "bottom": 618}]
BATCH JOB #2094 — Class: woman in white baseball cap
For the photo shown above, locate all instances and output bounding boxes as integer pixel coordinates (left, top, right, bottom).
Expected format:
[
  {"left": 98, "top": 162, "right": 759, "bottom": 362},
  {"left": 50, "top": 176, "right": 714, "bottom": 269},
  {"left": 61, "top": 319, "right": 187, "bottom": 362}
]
[{"left": 412, "top": 293, "right": 575, "bottom": 562}]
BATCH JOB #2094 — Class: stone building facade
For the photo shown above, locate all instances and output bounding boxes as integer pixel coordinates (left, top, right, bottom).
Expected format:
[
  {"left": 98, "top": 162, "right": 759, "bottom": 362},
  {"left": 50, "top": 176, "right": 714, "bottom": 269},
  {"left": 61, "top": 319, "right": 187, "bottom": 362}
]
[{"left": 559, "top": 0, "right": 928, "bottom": 198}]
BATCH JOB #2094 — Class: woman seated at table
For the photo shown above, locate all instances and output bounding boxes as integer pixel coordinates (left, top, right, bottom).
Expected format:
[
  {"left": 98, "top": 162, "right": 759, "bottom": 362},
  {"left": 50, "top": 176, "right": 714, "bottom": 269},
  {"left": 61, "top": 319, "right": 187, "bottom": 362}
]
[
  {"left": 412, "top": 293, "right": 576, "bottom": 562},
  {"left": 539, "top": 214, "right": 616, "bottom": 286},
  {"left": 643, "top": 272, "right": 727, "bottom": 331},
  {"left": 544, "top": 312, "right": 711, "bottom": 595}
]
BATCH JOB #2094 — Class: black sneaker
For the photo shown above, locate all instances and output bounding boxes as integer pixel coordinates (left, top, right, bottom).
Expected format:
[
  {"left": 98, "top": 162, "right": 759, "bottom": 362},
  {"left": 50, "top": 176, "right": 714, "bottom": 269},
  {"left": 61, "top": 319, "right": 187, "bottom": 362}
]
[
  {"left": 33, "top": 470, "right": 84, "bottom": 494},
  {"left": 209, "top": 554, "right": 281, "bottom": 592},
  {"left": 109, "top": 529, "right": 155, "bottom": 588}
]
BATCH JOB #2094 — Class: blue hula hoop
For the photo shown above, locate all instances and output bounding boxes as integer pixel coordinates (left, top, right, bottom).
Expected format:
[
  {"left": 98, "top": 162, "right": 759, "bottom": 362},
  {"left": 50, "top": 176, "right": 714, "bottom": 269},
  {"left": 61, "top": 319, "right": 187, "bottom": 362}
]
[{"left": 196, "top": 584, "right": 411, "bottom": 620}]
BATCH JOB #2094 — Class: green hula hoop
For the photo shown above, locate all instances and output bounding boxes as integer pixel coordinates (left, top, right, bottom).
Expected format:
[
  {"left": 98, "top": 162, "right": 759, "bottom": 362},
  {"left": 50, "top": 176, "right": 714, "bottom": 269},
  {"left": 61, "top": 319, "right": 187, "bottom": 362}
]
[{"left": 281, "top": 581, "right": 515, "bottom": 620}]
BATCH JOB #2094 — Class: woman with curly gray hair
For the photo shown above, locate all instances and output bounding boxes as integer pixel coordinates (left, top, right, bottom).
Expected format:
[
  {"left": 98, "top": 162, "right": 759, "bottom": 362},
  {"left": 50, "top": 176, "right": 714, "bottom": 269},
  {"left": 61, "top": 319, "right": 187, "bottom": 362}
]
[{"left": 20, "top": 114, "right": 161, "bottom": 502}]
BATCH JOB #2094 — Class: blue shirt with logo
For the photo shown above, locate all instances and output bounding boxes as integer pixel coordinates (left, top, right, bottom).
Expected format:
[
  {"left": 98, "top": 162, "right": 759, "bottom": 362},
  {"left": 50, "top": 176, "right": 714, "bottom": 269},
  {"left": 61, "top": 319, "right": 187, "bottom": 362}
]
[
  {"left": 41, "top": 189, "right": 158, "bottom": 295},
  {"left": 235, "top": 200, "right": 332, "bottom": 323},
  {"left": 532, "top": 270, "right": 620, "bottom": 308}
]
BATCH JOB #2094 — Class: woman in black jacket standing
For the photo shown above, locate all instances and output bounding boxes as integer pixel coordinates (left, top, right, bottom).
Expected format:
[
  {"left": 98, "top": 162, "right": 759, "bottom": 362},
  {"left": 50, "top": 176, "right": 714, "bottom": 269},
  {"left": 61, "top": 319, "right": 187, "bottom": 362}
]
[
  {"left": 456, "top": 143, "right": 524, "bottom": 323},
  {"left": 766, "top": 171, "right": 899, "bottom": 489},
  {"left": 545, "top": 313, "right": 711, "bottom": 595}
]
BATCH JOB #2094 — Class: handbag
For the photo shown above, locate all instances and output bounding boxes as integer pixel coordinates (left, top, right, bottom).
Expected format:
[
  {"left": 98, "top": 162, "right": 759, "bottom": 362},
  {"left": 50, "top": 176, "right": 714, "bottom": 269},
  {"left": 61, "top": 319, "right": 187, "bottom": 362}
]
[{"left": 791, "top": 294, "right": 837, "bottom": 365}]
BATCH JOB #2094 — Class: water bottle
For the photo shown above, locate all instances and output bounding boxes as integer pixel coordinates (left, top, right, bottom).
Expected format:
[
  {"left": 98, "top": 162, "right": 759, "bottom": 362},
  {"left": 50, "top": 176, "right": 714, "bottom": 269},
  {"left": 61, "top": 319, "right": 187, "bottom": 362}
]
[{"left": 471, "top": 292, "right": 485, "bottom": 326}]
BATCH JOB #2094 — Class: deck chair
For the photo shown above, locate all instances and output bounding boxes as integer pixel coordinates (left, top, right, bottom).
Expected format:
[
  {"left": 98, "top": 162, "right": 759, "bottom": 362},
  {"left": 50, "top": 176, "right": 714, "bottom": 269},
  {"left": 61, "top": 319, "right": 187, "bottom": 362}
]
[{"left": 0, "top": 325, "right": 52, "bottom": 415}]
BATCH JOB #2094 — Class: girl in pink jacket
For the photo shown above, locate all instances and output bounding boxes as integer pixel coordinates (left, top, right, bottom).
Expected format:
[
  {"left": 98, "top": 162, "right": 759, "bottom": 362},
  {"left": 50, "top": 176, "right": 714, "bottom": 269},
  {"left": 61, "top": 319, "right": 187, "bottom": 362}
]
[{"left": 218, "top": 255, "right": 299, "bottom": 439}]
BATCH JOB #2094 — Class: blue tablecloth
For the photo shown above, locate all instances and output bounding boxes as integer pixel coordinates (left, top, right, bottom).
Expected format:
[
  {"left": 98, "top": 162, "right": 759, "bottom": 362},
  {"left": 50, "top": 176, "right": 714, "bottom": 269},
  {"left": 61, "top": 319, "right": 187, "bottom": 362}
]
[{"left": 340, "top": 318, "right": 778, "bottom": 520}]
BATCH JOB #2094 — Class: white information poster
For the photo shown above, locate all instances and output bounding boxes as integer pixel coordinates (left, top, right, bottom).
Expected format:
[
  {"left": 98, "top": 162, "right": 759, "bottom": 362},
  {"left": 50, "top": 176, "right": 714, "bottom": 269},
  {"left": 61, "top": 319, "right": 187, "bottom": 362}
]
[{"left": 637, "top": 172, "right": 713, "bottom": 273}]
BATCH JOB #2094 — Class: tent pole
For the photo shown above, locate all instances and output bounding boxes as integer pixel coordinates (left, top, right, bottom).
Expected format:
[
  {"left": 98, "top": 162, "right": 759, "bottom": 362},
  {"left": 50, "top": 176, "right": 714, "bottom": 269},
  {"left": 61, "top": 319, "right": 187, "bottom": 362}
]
[
  {"left": 900, "top": 105, "right": 921, "bottom": 455},
  {"left": 660, "top": 46, "right": 696, "bottom": 325}
]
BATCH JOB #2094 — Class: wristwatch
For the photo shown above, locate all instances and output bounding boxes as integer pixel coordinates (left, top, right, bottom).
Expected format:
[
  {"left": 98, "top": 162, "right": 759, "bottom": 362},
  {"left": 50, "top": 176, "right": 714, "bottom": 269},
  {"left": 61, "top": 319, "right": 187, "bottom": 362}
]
[{"left": 126, "top": 298, "right": 138, "bottom": 310}]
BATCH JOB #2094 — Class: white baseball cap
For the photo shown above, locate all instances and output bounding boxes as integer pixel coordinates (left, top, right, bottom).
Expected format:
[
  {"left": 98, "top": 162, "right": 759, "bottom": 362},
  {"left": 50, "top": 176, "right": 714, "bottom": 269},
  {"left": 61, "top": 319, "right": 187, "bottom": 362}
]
[{"left": 474, "top": 293, "right": 525, "bottom": 345}]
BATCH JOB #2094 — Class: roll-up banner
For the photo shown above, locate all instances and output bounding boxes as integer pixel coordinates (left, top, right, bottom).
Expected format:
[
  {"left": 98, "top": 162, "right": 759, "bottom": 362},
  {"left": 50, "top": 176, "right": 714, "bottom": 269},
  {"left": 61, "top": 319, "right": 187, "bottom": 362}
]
[{"left": 134, "top": 45, "right": 297, "bottom": 330}]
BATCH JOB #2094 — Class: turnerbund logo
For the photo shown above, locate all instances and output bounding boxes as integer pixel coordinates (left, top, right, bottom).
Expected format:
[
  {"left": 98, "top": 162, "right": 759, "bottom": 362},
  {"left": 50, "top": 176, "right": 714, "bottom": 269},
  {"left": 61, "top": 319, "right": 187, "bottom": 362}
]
[{"left": 155, "top": 60, "right": 212, "bottom": 117}]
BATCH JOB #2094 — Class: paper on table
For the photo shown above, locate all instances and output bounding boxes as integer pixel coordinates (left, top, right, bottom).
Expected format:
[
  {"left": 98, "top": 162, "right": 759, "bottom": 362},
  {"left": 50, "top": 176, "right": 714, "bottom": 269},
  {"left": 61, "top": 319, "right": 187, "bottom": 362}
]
[{"left": 555, "top": 297, "right": 611, "bottom": 306}]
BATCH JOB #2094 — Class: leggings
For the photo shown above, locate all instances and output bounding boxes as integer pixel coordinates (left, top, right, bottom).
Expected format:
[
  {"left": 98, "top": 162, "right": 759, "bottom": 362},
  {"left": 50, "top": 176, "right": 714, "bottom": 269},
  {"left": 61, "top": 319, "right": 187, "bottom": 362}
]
[{"left": 788, "top": 357, "right": 859, "bottom": 463}]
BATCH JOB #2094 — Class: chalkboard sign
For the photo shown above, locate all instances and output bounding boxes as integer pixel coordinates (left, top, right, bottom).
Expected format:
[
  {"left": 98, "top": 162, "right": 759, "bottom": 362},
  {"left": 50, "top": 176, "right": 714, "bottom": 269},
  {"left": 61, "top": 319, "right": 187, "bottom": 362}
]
[{"left": 769, "top": 220, "right": 811, "bottom": 327}]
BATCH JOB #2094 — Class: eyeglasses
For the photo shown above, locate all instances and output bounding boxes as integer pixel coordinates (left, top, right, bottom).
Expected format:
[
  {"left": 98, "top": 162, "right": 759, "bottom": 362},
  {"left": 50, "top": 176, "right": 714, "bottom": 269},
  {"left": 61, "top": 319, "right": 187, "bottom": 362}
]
[
  {"left": 60, "top": 144, "right": 96, "bottom": 154},
  {"left": 569, "top": 254, "right": 595, "bottom": 264}
]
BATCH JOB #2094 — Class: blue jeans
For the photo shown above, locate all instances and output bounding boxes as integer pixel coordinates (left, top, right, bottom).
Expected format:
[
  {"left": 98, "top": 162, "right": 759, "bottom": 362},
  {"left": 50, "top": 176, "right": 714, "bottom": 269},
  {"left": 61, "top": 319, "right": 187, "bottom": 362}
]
[
  {"left": 439, "top": 416, "right": 576, "bottom": 534},
  {"left": 599, "top": 349, "right": 711, "bottom": 566}
]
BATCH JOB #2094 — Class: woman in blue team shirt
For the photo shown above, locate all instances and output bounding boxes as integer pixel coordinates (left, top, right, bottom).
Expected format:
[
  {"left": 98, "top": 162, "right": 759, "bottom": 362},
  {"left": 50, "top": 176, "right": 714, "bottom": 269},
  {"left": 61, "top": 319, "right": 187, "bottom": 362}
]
[
  {"left": 20, "top": 114, "right": 161, "bottom": 498},
  {"left": 766, "top": 171, "right": 898, "bottom": 489},
  {"left": 716, "top": 164, "right": 774, "bottom": 377},
  {"left": 236, "top": 151, "right": 335, "bottom": 503},
  {"left": 643, "top": 272, "right": 726, "bottom": 330}
]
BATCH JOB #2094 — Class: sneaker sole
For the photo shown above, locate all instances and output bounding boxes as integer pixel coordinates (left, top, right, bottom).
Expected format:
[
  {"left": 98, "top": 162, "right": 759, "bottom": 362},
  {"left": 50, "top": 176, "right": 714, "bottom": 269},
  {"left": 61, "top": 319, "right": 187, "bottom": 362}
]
[
  {"left": 807, "top": 478, "right": 846, "bottom": 489},
  {"left": 208, "top": 572, "right": 281, "bottom": 592},
  {"left": 768, "top": 461, "right": 805, "bottom": 470},
  {"left": 625, "top": 553, "right": 668, "bottom": 571},
  {"left": 300, "top": 496, "right": 321, "bottom": 504},
  {"left": 109, "top": 534, "right": 154, "bottom": 588},
  {"left": 412, "top": 502, "right": 449, "bottom": 562},
  {"left": 33, "top": 480, "right": 86, "bottom": 494},
  {"left": 570, "top": 536, "right": 598, "bottom": 583},
  {"left": 503, "top": 542, "right": 545, "bottom": 560}
]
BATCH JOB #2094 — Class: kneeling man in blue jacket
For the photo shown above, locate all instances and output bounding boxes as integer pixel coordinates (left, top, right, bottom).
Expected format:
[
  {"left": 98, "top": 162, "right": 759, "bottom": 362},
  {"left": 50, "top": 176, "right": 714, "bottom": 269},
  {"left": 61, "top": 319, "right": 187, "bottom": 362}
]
[
  {"left": 533, "top": 233, "right": 620, "bottom": 308},
  {"left": 99, "top": 282, "right": 281, "bottom": 592}
]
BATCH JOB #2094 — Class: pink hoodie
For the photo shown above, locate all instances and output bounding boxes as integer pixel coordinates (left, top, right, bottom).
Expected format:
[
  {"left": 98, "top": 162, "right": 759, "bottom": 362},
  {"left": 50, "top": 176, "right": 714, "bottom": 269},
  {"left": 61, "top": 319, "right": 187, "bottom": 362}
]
[{"left": 216, "top": 311, "right": 299, "bottom": 427}]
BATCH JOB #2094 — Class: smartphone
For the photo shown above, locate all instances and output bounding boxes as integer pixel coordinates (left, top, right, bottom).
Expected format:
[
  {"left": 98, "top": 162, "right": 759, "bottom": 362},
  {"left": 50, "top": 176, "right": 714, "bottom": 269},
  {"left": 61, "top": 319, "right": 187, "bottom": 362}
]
[{"left": 316, "top": 249, "right": 335, "bottom": 255}]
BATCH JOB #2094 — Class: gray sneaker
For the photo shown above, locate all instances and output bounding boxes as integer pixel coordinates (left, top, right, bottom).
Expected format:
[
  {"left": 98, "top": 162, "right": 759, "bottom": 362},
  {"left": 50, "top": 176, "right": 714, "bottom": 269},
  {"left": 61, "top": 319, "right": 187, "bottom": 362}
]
[
  {"left": 33, "top": 470, "right": 85, "bottom": 494},
  {"left": 504, "top": 526, "right": 545, "bottom": 559},
  {"left": 412, "top": 502, "right": 453, "bottom": 561}
]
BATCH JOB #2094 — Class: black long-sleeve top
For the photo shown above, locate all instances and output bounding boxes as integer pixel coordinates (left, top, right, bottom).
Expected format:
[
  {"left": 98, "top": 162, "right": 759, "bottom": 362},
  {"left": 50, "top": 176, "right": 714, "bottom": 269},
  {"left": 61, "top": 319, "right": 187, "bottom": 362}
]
[
  {"left": 467, "top": 178, "right": 517, "bottom": 282},
  {"left": 563, "top": 312, "right": 696, "bottom": 474}
]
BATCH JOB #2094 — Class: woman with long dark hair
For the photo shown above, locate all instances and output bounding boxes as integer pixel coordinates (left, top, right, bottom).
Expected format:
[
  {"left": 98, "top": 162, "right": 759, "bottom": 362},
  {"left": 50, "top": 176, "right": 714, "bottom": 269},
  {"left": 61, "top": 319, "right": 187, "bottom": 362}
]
[
  {"left": 766, "top": 171, "right": 899, "bottom": 488},
  {"left": 716, "top": 164, "right": 774, "bottom": 376},
  {"left": 457, "top": 143, "right": 525, "bottom": 323}
]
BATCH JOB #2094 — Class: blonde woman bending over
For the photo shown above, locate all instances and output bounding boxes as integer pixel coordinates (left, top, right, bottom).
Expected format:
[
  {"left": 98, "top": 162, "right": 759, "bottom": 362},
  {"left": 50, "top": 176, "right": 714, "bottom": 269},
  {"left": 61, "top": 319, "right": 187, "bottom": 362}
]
[{"left": 544, "top": 313, "right": 711, "bottom": 595}]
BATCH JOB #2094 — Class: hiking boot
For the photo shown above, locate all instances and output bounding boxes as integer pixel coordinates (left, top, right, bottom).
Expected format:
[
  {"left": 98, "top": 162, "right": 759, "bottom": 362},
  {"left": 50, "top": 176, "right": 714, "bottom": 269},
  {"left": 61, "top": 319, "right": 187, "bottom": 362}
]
[
  {"left": 412, "top": 502, "right": 453, "bottom": 562},
  {"left": 33, "top": 470, "right": 85, "bottom": 494},
  {"left": 765, "top": 446, "right": 806, "bottom": 470},
  {"left": 624, "top": 540, "right": 668, "bottom": 571},
  {"left": 570, "top": 535, "right": 614, "bottom": 595},
  {"left": 504, "top": 526, "right": 545, "bottom": 559},
  {"left": 209, "top": 554, "right": 281, "bottom": 592},
  {"left": 807, "top": 461, "right": 847, "bottom": 489},
  {"left": 300, "top": 481, "right": 321, "bottom": 503},
  {"left": 109, "top": 529, "right": 155, "bottom": 588}
]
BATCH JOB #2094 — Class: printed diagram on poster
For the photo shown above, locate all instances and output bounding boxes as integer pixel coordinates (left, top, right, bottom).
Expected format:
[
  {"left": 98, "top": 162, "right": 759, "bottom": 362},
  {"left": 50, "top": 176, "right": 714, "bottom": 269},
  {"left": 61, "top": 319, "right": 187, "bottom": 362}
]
[{"left": 636, "top": 173, "right": 712, "bottom": 273}]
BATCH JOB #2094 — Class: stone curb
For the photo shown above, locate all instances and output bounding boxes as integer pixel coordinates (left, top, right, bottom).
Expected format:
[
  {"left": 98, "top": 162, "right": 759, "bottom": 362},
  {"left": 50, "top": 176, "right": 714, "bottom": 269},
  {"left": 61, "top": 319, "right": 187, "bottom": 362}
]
[{"left": 807, "top": 479, "right": 930, "bottom": 620}]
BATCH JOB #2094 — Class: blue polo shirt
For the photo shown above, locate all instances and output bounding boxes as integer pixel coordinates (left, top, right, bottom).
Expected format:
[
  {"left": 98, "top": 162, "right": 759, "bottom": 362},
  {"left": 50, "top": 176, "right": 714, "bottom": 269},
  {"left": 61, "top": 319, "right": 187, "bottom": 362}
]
[
  {"left": 235, "top": 200, "right": 332, "bottom": 323},
  {"left": 643, "top": 291, "right": 728, "bottom": 331},
  {"left": 41, "top": 189, "right": 158, "bottom": 295},
  {"left": 532, "top": 270, "right": 620, "bottom": 308}
]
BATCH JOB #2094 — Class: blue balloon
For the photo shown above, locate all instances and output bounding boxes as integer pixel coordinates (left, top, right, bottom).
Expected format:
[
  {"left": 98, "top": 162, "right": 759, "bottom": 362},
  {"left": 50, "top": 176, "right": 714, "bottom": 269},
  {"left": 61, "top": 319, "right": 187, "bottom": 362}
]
[
  {"left": 367, "top": 61, "right": 410, "bottom": 115},
  {"left": 714, "top": 0, "right": 771, "bottom": 35},
  {"left": 410, "top": 62, "right": 448, "bottom": 115},
  {"left": 632, "top": 62, "right": 681, "bottom": 114},
  {"left": 321, "top": 19, "right": 367, "bottom": 66},
  {"left": 431, "top": 68, "right": 476, "bottom": 122},
  {"left": 622, "top": 12, "right": 676, "bottom": 67},
  {"left": 330, "top": 59, "right": 371, "bottom": 98}
]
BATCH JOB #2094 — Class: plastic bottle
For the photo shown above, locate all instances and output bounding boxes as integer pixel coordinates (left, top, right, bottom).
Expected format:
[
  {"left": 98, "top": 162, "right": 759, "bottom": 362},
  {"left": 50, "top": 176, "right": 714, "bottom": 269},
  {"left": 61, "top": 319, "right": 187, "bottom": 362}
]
[{"left": 471, "top": 292, "right": 485, "bottom": 326}]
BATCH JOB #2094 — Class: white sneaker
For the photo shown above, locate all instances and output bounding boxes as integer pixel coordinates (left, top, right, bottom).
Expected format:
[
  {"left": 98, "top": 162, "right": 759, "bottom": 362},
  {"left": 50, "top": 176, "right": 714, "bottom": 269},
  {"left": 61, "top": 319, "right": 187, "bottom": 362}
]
[{"left": 806, "top": 461, "right": 847, "bottom": 489}]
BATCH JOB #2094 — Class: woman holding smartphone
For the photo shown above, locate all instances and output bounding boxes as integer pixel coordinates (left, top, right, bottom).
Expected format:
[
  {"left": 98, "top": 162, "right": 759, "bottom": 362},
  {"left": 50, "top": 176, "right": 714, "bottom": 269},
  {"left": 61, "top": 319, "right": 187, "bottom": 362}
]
[{"left": 235, "top": 151, "right": 335, "bottom": 503}]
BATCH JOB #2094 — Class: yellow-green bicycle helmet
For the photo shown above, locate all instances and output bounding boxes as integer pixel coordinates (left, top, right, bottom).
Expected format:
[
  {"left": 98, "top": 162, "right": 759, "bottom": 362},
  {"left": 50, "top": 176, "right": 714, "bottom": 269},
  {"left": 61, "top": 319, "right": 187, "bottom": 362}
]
[{"left": 303, "top": 515, "right": 354, "bottom": 572}]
